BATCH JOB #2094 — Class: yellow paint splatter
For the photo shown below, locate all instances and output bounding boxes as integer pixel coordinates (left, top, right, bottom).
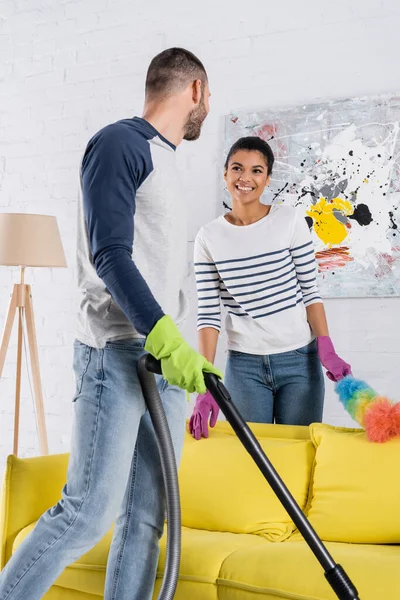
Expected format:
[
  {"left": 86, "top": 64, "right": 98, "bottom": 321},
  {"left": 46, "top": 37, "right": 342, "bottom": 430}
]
[{"left": 307, "top": 198, "right": 354, "bottom": 245}]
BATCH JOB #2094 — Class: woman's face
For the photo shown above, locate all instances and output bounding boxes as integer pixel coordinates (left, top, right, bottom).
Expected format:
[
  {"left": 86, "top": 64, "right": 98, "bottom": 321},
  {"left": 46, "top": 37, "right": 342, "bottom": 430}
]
[{"left": 224, "top": 150, "right": 271, "bottom": 206}]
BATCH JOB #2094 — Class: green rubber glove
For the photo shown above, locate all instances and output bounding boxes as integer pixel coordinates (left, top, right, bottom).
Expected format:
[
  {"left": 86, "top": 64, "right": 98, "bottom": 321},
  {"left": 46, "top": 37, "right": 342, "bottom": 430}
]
[{"left": 145, "top": 315, "right": 222, "bottom": 394}]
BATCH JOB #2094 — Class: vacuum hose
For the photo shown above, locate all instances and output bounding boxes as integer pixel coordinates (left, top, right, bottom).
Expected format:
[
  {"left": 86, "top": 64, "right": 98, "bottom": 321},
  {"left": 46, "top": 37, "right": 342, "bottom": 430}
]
[{"left": 137, "top": 353, "right": 181, "bottom": 600}]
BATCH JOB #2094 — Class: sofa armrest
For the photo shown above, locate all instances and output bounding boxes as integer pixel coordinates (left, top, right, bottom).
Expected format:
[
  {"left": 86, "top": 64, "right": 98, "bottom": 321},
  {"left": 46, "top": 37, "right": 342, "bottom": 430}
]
[{"left": 0, "top": 453, "right": 69, "bottom": 568}]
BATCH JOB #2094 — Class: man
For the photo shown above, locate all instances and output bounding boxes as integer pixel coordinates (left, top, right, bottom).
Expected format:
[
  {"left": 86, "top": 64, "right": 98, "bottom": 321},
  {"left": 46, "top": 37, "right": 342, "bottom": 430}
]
[{"left": 0, "top": 47, "right": 221, "bottom": 600}]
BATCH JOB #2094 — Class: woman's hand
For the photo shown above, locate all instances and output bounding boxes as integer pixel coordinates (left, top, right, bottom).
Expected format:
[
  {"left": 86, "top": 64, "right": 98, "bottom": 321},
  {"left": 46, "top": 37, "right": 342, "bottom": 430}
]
[
  {"left": 317, "top": 336, "right": 352, "bottom": 382},
  {"left": 189, "top": 390, "right": 220, "bottom": 440}
]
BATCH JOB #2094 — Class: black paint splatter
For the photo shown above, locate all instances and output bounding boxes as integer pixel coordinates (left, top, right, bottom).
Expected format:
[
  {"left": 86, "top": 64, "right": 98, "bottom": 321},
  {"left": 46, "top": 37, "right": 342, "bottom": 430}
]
[
  {"left": 389, "top": 211, "right": 398, "bottom": 230},
  {"left": 272, "top": 182, "right": 289, "bottom": 201},
  {"left": 297, "top": 186, "right": 317, "bottom": 201},
  {"left": 223, "top": 201, "right": 231, "bottom": 211},
  {"left": 349, "top": 204, "right": 373, "bottom": 226},
  {"left": 305, "top": 216, "right": 313, "bottom": 230},
  {"left": 349, "top": 150, "right": 354, "bottom": 156}
]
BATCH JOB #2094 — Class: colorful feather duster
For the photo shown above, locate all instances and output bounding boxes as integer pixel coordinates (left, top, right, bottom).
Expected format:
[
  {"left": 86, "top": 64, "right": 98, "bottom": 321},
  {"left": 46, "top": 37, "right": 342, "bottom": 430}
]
[{"left": 335, "top": 376, "right": 400, "bottom": 443}]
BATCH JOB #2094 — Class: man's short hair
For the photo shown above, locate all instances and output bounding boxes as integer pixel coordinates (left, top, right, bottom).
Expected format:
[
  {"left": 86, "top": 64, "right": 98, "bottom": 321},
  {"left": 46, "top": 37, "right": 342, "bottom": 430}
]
[{"left": 145, "top": 47, "right": 207, "bottom": 100}]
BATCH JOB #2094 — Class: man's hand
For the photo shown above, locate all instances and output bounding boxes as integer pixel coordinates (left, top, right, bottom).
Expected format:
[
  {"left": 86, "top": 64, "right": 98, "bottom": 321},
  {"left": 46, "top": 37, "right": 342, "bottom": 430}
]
[{"left": 145, "top": 315, "right": 222, "bottom": 394}]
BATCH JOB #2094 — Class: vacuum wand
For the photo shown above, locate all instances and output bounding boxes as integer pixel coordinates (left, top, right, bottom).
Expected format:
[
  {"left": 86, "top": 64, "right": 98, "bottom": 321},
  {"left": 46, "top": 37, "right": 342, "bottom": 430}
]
[{"left": 144, "top": 355, "right": 360, "bottom": 600}]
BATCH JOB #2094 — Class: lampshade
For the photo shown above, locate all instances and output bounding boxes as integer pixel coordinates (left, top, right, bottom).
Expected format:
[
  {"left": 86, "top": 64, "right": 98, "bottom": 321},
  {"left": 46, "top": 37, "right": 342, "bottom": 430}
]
[{"left": 0, "top": 213, "right": 67, "bottom": 268}]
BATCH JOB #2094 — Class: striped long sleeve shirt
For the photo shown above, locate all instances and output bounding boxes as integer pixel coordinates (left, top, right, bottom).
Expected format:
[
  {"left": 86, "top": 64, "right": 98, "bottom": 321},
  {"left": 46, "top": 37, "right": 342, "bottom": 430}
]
[{"left": 194, "top": 205, "right": 322, "bottom": 355}]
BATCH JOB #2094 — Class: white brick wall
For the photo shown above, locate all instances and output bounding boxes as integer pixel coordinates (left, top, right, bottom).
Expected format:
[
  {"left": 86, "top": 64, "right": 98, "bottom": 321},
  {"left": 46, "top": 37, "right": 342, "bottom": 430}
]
[{"left": 1, "top": 0, "right": 400, "bottom": 472}]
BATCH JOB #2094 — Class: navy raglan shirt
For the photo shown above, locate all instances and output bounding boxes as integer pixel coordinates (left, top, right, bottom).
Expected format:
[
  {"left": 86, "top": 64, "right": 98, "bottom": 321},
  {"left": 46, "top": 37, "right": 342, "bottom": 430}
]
[{"left": 80, "top": 120, "right": 165, "bottom": 336}]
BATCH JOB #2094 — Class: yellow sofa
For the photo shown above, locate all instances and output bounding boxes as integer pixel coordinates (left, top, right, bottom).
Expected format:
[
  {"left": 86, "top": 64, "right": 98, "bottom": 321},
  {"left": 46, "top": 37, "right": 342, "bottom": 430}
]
[{"left": 1, "top": 421, "right": 400, "bottom": 599}]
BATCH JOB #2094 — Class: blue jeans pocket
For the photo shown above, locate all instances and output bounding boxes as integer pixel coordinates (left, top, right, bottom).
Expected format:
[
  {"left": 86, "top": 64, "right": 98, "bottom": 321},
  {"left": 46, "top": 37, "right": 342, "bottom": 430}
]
[
  {"left": 105, "top": 339, "right": 145, "bottom": 350},
  {"left": 72, "top": 340, "right": 92, "bottom": 399}
]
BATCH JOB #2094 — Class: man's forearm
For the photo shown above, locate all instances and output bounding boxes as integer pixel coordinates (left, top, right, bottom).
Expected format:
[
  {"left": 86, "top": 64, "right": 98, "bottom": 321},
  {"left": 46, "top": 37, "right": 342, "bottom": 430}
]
[
  {"left": 95, "top": 245, "right": 164, "bottom": 336},
  {"left": 198, "top": 327, "right": 219, "bottom": 363}
]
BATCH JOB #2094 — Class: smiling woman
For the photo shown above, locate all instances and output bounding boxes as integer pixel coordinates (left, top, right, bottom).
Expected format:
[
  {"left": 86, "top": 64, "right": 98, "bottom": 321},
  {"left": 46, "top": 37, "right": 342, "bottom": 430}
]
[
  {"left": 188, "top": 137, "right": 352, "bottom": 441},
  {"left": 223, "top": 136, "right": 274, "bottom": 217}
]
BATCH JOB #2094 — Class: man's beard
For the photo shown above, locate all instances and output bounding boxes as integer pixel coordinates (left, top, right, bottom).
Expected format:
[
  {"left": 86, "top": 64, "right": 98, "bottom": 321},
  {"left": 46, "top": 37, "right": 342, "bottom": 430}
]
[{"left": 183, "top": 96, "right": 207, "bottom": 141}]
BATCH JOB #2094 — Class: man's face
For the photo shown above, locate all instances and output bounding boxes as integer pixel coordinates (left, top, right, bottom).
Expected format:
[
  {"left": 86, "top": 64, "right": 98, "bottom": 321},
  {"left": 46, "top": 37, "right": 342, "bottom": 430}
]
[{"left": 183, "top": 81, "right": 210, "bottom": 141}]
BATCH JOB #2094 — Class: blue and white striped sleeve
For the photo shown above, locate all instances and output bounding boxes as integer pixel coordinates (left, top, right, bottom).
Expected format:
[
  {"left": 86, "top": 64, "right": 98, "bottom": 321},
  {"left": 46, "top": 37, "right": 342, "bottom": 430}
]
[
  {"left": 290, "top": 211, "right": 322, "bottom": 307},
  {"left": 194, "top": 232, "right": 222, "bottom": 332}
]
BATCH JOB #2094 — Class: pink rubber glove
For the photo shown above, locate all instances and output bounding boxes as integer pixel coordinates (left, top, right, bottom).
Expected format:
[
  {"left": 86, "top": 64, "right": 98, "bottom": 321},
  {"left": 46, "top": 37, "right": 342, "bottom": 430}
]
[
  {"left": 317, "top": 336, "right": 352, "bottom": 382},
  {"left": 189, "top": 390, "right": 219, "bottom": 440}
]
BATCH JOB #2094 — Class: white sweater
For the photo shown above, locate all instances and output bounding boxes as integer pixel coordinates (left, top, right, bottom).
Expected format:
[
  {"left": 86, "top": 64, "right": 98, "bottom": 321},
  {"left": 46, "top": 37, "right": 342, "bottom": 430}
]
[{"left": 194, "top": 205, "right": 323, "bottom": 355}]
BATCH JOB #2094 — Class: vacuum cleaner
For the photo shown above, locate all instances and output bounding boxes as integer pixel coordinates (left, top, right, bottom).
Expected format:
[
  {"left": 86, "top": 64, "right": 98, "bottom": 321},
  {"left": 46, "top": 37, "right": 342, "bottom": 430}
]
[{"left": 138, "top": 353, "right": 360, "bottom": 600}]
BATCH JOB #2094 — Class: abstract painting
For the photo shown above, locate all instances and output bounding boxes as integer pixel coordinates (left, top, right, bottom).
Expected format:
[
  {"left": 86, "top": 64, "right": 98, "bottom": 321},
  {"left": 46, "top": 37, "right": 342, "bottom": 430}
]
[{"left": 225, "top": 93, "right": 400, "bottom": 297}]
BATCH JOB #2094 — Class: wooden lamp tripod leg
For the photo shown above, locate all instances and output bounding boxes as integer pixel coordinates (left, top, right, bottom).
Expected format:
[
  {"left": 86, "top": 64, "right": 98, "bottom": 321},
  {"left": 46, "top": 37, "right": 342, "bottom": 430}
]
[
  {"left": 24, "top": 286, "right": 49, "bottom": 456},
  {"left": 0, "top": 287, "right": 18, "bottom": 378},
  {"left": 14, "top": 306, "right": 24, "bottom": 456},
  {"left": 0, "top": 286, "right": 21, "bottom": 455}
]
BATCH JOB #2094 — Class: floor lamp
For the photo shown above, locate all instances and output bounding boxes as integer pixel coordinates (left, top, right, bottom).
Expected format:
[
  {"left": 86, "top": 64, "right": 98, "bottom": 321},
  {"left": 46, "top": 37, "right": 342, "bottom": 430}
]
[{"left": 0, "top": 213, "right": 67, "bottom": 456}]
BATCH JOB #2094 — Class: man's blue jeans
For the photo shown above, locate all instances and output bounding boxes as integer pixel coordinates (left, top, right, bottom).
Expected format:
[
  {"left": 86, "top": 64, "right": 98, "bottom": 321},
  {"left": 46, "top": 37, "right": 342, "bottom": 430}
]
[{"left": 0, "top": 338, "right": 186, "bottom": 600}]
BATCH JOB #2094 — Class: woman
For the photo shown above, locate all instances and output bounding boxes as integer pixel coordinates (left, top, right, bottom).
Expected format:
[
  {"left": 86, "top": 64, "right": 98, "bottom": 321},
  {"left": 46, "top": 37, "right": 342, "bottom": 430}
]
[{"left": 189, "top": 136, "right": 351, "bottom": 440}]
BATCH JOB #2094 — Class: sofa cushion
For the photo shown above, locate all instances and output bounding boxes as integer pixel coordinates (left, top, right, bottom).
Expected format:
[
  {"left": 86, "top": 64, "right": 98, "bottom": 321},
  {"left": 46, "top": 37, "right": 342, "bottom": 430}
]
[
  {"left": 213, "top": 422, "right": 311, "bottom": 440},
  {"left": 1, "top": 453, "right": 69, "bottom": 567},
  {"left": 218, "top": 539, "right": 400, "bottom": 600},
  {"left": 42, "top": 586, "right": 98, "bottom": 599},
  {"left": 156, "top": 527, "right": 265, "bottom": 600},
  {"left": 14, "top": 523, "right": 264, "bottom": 600},
  {"left": 179, "top": 422, "right": 314, "bottom": 541},
  {"left": 307, "top": 423, "right": 400, "bottom": 544}
]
